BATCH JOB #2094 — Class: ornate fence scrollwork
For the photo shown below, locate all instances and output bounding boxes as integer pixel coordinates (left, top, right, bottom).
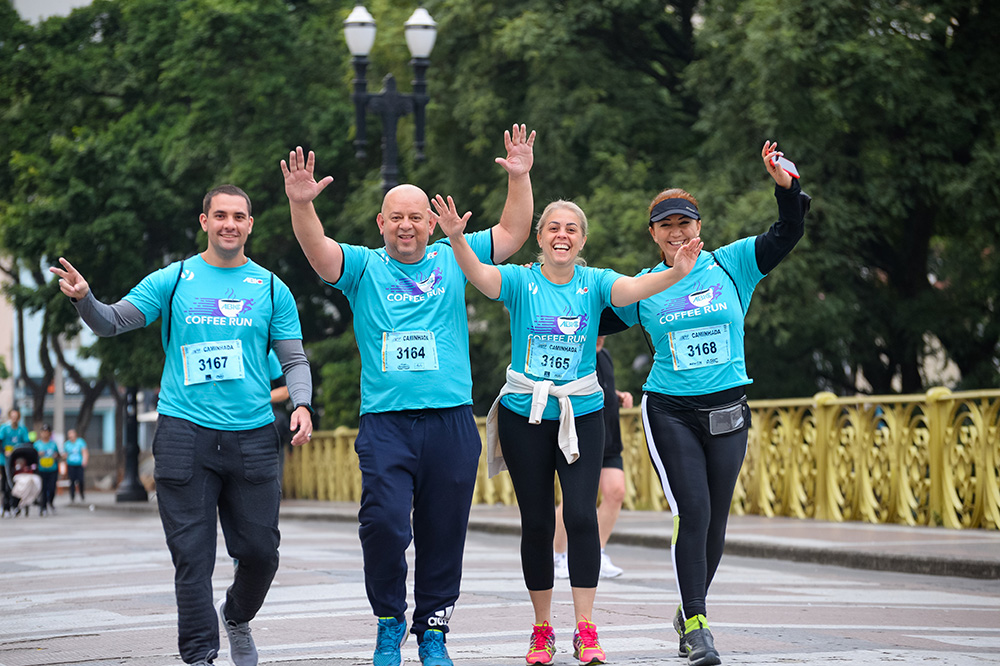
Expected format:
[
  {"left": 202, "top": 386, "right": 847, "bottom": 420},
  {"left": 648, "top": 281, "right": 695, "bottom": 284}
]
[{"left": 283, "top": 388, "right": 1000, "bottom": 530}]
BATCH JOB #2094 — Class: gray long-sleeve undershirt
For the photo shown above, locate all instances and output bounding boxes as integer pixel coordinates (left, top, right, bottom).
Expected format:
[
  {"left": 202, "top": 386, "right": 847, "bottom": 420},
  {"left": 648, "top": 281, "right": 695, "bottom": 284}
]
[
  {"left": 270, "top": 338, "right": 311, "bottom": 409},
  {"left": 73, "top": 291, "right": 312, "bottom": 408}
]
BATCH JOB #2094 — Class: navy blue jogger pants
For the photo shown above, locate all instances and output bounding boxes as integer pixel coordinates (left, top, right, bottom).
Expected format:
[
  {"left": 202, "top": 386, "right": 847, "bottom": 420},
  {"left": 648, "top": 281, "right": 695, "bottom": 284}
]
[{"left": 354, "top": 405, "right": 481, "bottom": 642}]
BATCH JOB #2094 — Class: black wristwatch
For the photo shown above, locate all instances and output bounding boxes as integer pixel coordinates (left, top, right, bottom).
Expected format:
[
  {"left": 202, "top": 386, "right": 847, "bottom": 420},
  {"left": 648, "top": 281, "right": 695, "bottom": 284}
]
[{"left": 293, "top": 403, "right": 315, "bottom": 415}]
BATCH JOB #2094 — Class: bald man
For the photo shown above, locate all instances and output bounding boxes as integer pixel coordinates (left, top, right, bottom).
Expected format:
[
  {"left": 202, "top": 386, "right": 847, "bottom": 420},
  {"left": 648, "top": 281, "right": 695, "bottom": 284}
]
[{"left": 281, "top": 125, "right": 535, "bottom": 666}]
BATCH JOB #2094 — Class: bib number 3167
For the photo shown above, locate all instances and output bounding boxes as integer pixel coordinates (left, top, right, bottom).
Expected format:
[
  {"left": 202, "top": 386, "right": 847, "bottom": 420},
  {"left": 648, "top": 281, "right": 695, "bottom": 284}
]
[{"left": 182, "top": 340, "right": 245, "bottom": 385}]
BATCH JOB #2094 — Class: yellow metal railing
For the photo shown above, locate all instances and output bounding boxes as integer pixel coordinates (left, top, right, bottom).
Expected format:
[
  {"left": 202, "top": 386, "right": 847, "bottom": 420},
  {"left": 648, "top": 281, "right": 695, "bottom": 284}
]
[{"left": 283, "top": 388, "right": 1000, "bottom": 529}]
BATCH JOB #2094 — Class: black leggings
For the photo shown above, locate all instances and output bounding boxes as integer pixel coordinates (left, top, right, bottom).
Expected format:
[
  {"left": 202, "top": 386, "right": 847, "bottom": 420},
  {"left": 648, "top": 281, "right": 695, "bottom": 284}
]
[
  {"left": 498, "top": 405, "right": 604, "bottom": 590},
  {"left": 67, "top": 465, "right": 85, "bottom": 500},
  {"left": 642, "top": 391, "right": 748, "bottom": 620}
]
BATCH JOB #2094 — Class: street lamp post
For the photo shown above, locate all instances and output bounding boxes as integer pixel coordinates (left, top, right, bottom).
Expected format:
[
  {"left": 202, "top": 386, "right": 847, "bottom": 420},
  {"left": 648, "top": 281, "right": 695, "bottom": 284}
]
[
  {"left": 344, "top": 5, "right": 437, "bottom": 196},
  {"left": 115, "top": 386, "right": 148, "bottom": 502}
]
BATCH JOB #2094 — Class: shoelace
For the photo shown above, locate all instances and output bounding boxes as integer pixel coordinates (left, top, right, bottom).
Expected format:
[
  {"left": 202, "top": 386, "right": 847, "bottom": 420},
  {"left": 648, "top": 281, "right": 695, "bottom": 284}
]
[
  {"left": 225, "top": 620, "right": 253, "bottom": 649},
  {"left": 530, "top": 625, "right": 554, "bottom": 650},
  {"left": 421, "top": 632, "right": 448, "bottom": 657},
  {"left": 377, "top": 624, "right": 402, "bottom": 652},
  {"left": 576, "top": 622, "right": 600, "bottom": 648}
]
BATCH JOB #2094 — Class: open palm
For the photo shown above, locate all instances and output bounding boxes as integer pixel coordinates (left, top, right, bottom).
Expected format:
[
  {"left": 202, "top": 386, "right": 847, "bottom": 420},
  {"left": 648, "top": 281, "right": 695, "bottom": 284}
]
[
  {"left": 281, "top": 146, "right": 334, "bottom": 204},
  {"left": 495, "top": 124, "right": 536, "bottom": 177}
]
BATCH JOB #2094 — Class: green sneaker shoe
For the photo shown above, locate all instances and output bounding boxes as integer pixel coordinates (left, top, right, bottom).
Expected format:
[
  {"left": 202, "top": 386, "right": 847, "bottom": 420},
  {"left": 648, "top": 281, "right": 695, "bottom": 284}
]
[{"left": 679, "top": 615, "right": 721, "bottom": 666}]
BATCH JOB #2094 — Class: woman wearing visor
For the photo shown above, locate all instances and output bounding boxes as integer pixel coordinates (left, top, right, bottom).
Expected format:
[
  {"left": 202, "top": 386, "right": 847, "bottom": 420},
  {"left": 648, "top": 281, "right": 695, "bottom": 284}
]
[{"left": 601, "top": 141, "right": 810, "bottom": 666}]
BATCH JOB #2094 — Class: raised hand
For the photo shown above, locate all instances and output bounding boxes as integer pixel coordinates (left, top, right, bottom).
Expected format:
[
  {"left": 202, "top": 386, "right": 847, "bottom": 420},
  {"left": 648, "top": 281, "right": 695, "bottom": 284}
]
[
  {"left": 281, "top": 146, "right": 335, "bottom": 204},
  {"left": 762, "top": 140, "right": 793, "bottom": 189},
  {"left": 673, "top": 237, "right": 703, "bottom": 276},
  {"left": 495, "top": 123, "right": 536, "bottom": 178},
  {"left": 49, "top": 257, "right": 90, "bottom": 300},
  {"left": 429, "top": 195, "right": 472, "bottom": 239}
]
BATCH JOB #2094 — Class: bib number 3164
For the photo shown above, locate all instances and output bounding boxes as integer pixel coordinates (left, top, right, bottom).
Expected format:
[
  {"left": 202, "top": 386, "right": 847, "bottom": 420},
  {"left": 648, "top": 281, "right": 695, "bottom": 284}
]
[{"left": 382, "top": 331, "right": 439, "bottom": 371}]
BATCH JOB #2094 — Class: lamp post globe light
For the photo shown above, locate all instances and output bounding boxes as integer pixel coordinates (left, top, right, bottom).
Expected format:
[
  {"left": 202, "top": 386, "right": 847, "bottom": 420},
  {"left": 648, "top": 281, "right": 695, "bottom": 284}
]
[{"left": 344, "top": 4, "right": 437, "bottom": 196}]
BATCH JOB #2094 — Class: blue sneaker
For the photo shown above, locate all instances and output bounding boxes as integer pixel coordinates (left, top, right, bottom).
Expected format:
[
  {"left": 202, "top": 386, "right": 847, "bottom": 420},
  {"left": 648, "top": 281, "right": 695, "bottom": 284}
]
[
  {"left": 418, "top": 629, "right": 453, "bottom": 666},
  {"left": 374, "top": 617, "right": 408, "bottom": 666}
]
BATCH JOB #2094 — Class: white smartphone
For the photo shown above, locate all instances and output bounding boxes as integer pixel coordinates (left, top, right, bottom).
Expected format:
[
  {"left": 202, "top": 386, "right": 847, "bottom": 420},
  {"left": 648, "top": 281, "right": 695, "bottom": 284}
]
[{"left": 771, "top": 155, "right": 800, "bottom": 179}]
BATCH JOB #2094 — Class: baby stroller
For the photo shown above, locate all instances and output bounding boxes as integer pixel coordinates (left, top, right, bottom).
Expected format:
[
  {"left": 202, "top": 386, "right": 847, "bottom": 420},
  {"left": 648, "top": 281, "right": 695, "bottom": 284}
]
[{"left": 7, "top": 446, "right": 42, "bottom": 517}]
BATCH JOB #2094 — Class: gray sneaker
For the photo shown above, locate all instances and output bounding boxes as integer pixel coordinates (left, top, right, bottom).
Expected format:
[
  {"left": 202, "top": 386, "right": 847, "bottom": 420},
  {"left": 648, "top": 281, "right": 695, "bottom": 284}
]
[{"left": 216, "top": 598, "right": 258, "bottom": 666}]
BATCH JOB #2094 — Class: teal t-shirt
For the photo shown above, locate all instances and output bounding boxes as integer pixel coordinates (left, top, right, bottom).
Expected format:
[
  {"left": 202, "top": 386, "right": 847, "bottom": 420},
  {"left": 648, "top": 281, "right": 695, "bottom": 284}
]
[
  {"left": 612, "top": 238, "right": 763, "bottom": 396},
  {"left": 331, "top": 231, "right": 493, "bottom": 415},
  {"left": 34, "top": 440, "right": 59, "bottom": 472},
  {"left": 64, "top": 438, "right": 87, "bottom": 466},
  {"left": 123, "top": 255, "right": 303, "bottom": 430},
  {"left": 0, "top": 422, "right": 30, "bottom": 464},
  {"left": 497, "top": 263, "right": 621, "bottom": 420}
]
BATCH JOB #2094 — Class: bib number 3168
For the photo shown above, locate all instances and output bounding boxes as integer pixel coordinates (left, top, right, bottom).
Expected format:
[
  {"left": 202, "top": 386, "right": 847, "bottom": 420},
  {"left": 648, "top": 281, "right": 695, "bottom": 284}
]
[{"left": 668, "top": 324, "right": 731, "bottom": 371}]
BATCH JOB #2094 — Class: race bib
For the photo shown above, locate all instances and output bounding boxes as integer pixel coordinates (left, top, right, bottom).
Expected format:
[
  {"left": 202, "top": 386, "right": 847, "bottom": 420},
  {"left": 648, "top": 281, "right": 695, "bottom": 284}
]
[
  {"left": 382, "top": 331, "right": 439, "bottom": 372},
  {"left": 182, "top": 340, "right": 245, "bottom": 385},
  {"left": 525, "top": 337, "right": 583, "bottom": 380},
  {"left": 669, "top": 324, "right": 731, "bottom": 371}
]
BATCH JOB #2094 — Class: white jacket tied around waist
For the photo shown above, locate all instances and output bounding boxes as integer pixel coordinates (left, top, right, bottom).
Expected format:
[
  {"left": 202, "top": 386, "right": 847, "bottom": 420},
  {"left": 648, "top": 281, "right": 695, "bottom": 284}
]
[{"left": 485, "top": 365, "right": 603, "bottom": 478}]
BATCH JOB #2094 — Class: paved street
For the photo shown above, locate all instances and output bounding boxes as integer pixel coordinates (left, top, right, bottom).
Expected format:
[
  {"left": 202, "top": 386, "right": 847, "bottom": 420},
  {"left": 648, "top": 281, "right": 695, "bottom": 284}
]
[{"left": 1, "top": 495, "right": 998, "bottom": 666}]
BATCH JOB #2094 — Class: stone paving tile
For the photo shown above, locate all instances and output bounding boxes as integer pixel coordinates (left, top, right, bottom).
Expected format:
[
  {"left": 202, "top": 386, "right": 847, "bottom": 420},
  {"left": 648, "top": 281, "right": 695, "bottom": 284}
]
[{"left": 1, "top": 496, "right": 999, "bottom": 666}]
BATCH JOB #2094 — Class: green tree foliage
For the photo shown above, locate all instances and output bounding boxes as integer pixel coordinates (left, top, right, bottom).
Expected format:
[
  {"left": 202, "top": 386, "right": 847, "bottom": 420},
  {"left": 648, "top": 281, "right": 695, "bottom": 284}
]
[
  {"left": 0, "top": 0, "right": 355, "bottom": 423},
  {"left": 687, "top": 0, "right": 1000, "bottom": 394},
  {"left": 2, "top": 0, "right": 997, "bottom": 433},
  {"left": 424, "top": 0, "right": 705, "bottom": 407}
]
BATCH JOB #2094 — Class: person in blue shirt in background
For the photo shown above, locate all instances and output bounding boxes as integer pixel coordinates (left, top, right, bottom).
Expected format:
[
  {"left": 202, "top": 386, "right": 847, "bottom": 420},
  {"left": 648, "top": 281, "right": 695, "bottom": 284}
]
[
  {"left": 50, "top": 184, "right": 314, "bottom": 666},
  {"left": 552, "top": 335, "right": 632, "bottom": 581},
  {"left": 282, "top": 124, "right": 535, "bottom": 666},
  {"left": 63, "top": 428, "right": 89, "bottom": 503},
  {"left": 1, "top": 407, "right": 32, "bottom": 517},
  {"left": 33, "top": 424, "right": 60, "bottom": 515}
]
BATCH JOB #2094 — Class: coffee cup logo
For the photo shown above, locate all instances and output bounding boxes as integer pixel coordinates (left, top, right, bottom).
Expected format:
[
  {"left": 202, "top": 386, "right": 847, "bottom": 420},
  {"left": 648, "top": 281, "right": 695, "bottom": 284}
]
[
  {"left": 688, "top": 288, "right": 714, "bottom": 308},
  {"left": 557, "top": 316, "right": 581, "bottom": 335},
  {"left": 218, "top": 299, "right": 245, "bottom": 318}
]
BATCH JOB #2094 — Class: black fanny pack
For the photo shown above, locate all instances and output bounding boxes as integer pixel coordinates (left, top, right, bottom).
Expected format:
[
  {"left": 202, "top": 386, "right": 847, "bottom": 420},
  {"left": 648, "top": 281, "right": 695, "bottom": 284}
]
[{"left": 697, "top": 396, "right": 749, "bottom": 436}]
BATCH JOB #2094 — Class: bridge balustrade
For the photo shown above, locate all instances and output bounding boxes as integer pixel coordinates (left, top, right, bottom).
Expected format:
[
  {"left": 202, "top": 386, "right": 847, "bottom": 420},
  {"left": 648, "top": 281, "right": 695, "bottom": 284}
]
[{"left": 283, "top": 387, "right": 1000, "bottom": 529}]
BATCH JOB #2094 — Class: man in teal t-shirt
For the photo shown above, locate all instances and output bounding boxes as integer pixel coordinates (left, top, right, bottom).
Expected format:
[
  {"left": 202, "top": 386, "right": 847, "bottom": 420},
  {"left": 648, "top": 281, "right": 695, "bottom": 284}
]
[
  {"left": 50, "top": 185, "right": 314, "bottom": 666},
  {"left": 1, "top": 407, "right": 31, "bottom": 516},
  {"left": 63, "top": 428, "right": 88, "bottom": 502},
  {"left": 281, "top": 124, "right": 535, "bottom": 666}
]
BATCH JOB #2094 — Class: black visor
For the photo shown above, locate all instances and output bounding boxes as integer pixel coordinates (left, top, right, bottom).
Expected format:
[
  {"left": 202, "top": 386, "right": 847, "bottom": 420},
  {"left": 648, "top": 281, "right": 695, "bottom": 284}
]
[{"left": 650, "top": 198, "right": 700, "bottom": 224}]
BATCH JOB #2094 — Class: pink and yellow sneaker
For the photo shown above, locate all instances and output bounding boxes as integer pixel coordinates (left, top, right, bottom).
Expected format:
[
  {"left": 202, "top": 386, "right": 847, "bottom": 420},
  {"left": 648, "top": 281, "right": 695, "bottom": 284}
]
[
  {"left": 573, "top": 618, "right": 606, "bottom": 665},
  {"left": 526, "top": 621, "right": 556, "bottom": 665}
]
